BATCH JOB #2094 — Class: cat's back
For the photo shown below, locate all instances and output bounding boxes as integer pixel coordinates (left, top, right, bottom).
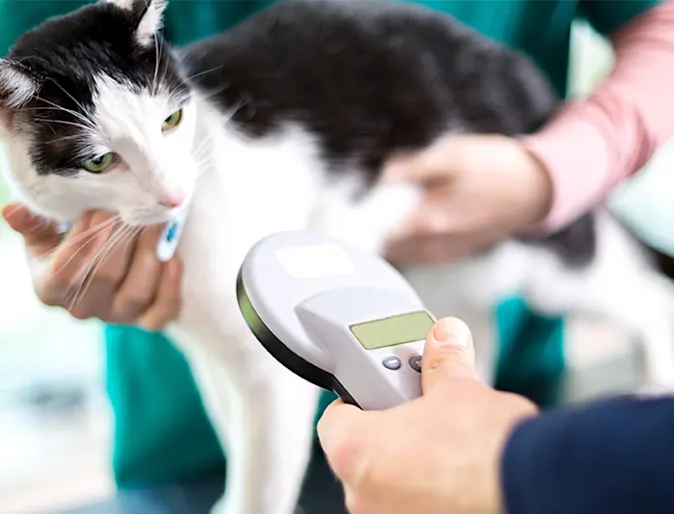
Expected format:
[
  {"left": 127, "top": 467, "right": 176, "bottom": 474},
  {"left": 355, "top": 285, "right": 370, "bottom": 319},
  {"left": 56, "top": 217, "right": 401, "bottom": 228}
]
[{"left": 182, "top": 0, "right": 558, "bottom": 175}]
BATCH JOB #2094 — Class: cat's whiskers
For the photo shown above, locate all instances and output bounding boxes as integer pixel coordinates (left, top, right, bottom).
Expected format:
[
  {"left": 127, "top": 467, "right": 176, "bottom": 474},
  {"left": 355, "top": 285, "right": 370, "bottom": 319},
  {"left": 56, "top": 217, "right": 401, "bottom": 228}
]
[
  {"left": 192, "top": 133, "right": 214, "bottom": 161},
  {"left": 49, "top": 224, "right": 112, "bottom": 279},
  {"left": 159, "top": 54, "right": 172, "bottom": 95},
  {"left": 152, "top": 32, "right": 165, "bottom": 96},
  {"left": 65, "top": 222, "right": 122, "bottom": 311},
  {"left": 192, "top": 146, "right": 210, "bottom": 164},
  {"left": 45, "top": 78, "right": 92, "bottom": 124},
  {"left": 35, "top": 216, "right": 54, "bottom": 233},
  {"left": 33, "top": 117, "right": 95, "bottom": 133},
  {"left": 191, "top": 133, "right": 218, "bottom": 180},
  {"left": 67, "top": 222, "right": 138, "bottom": 311},
  {"left": 45, "top": 132, "right": 89, "bottom": 147},
  {"left": 35, "top": 105, "right": 93, "bottom": 131},
  {"left": 237, "top": 92, "right": 256, "bottom": 117},
  {"left": 186, "top": 64, "right": 224, "bottom": 83},
  {"left": 222, "top": 99, "right": 248, "bottom": 124},
  {"left": 37, "top": 215, "right": 120, "bottom": 260},
  {"left": 154, "top": 36, "right": 175, "bottom": 97},
  {"left": 195, "top": 157, "right": 217, "bottom": 180},
  {"left": 32, "top": 94, "right": 95, "bottom": 130},
  {"left": 199, "top": 82, "right": 232, "bottom": 102},
  {"left": 152, "top": 33, "right": 159, "bottom": 95},
  {"left": 24, "top": 104, "right": 94, "bottom": 129},
  {"left": 194, "top": 150, "right": 215, "bottom": 165}
]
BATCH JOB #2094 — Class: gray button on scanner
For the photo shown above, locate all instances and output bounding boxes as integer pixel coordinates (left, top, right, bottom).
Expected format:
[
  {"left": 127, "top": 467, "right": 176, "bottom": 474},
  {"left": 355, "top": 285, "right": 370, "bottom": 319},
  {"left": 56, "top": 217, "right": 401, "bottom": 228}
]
[
  {"left": 383, "top": 356, "right": 402, "bottom": 370},
  {"left": 409, "top": 355, "right": 422, "bottom": 372}
]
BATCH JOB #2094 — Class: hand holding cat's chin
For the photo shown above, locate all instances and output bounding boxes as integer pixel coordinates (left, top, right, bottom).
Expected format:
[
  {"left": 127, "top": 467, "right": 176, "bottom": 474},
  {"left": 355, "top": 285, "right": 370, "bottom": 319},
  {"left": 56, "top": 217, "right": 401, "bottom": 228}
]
[
  {"left": 381, "top": 133, "right": 554, "bottom": 263},
  {"left": 1, "top": 203, "right": 183, "bottom": 330}
]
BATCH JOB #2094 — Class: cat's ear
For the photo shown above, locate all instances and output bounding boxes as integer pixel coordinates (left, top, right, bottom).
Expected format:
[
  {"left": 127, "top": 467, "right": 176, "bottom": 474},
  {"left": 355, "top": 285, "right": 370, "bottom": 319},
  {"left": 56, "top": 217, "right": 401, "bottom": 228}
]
[
  {"left": 0, "top": 59, "right": 38, "bottom": 110},
  {"left": 108, "top": 0, "right": 168, "bottom": 45},
  {"left": 135, "top": 0, "right": 167, "bottom": 44}
]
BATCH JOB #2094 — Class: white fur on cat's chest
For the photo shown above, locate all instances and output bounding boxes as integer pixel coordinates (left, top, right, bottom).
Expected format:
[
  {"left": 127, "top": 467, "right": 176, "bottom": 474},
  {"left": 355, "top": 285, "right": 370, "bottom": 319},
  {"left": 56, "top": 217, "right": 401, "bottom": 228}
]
[{"left": 165, "top": 113, "right": 329, "bottom": 360}]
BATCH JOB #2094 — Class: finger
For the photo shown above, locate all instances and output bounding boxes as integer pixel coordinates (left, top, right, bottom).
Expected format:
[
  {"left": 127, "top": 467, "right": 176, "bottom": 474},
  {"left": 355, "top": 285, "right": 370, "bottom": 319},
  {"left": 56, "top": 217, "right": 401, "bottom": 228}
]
[
  {"left": 382, "top": 135, "right": 458, "bottom": 183},
  {"left": 383, "top": 187, "right": 459, "bottom": 252},
  {"left": 385, "top": 210, "right": 452, "bottom": 253},
  {"left": 317, "top": 400, "right": 371, "bottom": 481},
  {"left": 47, "top": 212, "right": 111, "bottom": 285},
  {"left": 77, "top": 216, "right": 141, "bottom": 317},
  {"left": 33, "top": 213, "right": 106, "bottom": 306},
  {"left": 317, "top": 399, "right": 354, "bottom": 451},
  {"left": 2, "top": 203, "right": 62, "bottom": 254},
  {"left": 385, "top": 228, "right": 502, "bottom": 264},
  {"left": 138, "top": 258, "right": 183, "bottom": 331},
  {"left": 421, "top": 317, "right": 476, "bottom": 393},
  {"left": 385, "top": 238, "right": 461, "bottom": 264},
  {"left": 385, "top": 233, "right": 464, "bottom": 264},
  {"left": 110, "top": 225, "right": 164, "bottom": 323}
]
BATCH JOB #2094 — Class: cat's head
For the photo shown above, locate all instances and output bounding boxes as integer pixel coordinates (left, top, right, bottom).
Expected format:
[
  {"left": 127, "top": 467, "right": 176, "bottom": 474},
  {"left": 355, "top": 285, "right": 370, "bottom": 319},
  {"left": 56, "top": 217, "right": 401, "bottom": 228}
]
[{"left": 0, "top": 0, "right": 198, "bottom": 226}]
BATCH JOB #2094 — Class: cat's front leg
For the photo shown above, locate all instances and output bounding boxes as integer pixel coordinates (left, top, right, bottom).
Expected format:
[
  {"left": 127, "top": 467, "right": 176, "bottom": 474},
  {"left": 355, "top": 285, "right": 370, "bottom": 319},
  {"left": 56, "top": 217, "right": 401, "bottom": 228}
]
[{"left": 178, "top": 334, "right": 322, "bottom": 514}]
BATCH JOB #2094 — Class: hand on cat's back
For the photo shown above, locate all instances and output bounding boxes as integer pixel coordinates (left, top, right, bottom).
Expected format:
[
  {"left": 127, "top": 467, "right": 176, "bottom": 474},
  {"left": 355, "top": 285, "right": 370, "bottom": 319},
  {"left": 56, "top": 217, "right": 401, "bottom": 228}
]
[
  {"left": 383, "top": 134, "right": 554, "bottom": 263},
  {"left": 1, "top": 204, "right": 182, "bottom": 331}
]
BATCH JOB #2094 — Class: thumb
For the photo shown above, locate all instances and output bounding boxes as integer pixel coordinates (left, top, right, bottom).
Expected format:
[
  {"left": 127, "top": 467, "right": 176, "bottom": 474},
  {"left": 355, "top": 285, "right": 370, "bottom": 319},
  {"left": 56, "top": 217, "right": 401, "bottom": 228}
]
[
  {"left": 382, "top": 136, "right": 458, "bottom": 183},
  {"left": 421, "top": 317, "right": 476, "bottom": 393},
  {"left": 317, "top": 400, "right": 373, "bottom": 482},
  {"left": 2, "top": 203, "right": 62, "bottom": 252}
]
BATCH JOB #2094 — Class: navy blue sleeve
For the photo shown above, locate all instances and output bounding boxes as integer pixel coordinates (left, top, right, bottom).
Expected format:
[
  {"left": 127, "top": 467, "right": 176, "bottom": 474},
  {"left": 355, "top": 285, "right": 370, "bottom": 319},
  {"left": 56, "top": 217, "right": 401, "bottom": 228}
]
[{"left": 500, "top": 395, "right": 674, "bottom": 514}]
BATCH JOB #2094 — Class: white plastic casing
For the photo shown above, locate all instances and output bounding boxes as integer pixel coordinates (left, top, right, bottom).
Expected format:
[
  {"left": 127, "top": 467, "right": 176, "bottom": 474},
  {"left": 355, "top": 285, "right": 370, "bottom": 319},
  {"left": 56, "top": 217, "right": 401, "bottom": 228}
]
[{"left": 238, "top": 230, "right": 435, "bottom": 410}]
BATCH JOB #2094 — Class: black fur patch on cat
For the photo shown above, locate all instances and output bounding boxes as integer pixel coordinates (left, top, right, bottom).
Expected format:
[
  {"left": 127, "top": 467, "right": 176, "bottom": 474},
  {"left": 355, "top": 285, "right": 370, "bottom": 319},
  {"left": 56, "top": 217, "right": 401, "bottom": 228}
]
[
  {"left": 1, "top": 0, "right": 596, "bottom": 267},
  {"left": 1, "top": 1, "right": 188, "bottom": 176},
  {"left": 526, "top": 213, "right": 597, "bottom": 267},
  {"left": 648, "top": 244, "right": 674, "bottom": 282},
  {"left": 182, "top": 0, "right": 594, "bottom": 266},
  {"left": 183, "top": 0, "right": 557, "bottom": 179}
]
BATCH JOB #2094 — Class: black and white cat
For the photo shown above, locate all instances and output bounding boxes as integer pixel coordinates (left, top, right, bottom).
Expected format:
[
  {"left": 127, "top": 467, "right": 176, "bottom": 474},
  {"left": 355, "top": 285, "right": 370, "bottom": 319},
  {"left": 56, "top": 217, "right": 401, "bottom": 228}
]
[{"left": 2, "top": 0, "right": 674, "bottom": 513}]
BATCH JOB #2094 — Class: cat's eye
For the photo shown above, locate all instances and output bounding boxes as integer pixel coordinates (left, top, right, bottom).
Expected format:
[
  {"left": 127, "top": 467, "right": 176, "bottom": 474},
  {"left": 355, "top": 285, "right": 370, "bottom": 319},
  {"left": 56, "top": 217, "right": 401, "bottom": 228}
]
[
  {"left": 162, "top": 109, "right": 183, "bottom": 131},
  {"left": 82, "top": 152, "right": 115, "bottom": 174}
]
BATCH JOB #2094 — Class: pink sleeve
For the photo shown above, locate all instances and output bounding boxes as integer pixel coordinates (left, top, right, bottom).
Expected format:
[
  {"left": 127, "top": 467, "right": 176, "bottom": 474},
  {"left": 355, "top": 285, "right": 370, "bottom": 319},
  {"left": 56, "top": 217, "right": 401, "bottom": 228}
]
[{"left": 519, "top": 0, "right": 674, "bottom": 233}]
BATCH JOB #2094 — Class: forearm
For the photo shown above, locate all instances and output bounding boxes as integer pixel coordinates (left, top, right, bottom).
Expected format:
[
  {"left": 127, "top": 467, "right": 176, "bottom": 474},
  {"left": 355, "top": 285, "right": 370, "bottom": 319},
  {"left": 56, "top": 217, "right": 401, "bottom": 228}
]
[
  {"left": 500, "top": 395, "right": 674, "bottom": 514},
  {"left": 520, "top": 0, "right": 674, "bottom": 232}
]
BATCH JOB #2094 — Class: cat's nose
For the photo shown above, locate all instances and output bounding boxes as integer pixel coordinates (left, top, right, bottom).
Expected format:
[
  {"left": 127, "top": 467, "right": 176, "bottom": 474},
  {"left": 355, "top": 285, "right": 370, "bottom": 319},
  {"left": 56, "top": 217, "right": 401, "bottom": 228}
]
[{"left": 159, "top": 195, "right": 184, "bottom": 208}]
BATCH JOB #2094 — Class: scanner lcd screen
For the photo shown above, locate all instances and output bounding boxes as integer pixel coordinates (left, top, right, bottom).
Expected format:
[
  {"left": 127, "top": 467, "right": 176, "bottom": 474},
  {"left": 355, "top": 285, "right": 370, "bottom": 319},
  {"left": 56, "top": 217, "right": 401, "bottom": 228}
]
[{"left": 349, "top": 311, "right": 434, "bottom": 350}]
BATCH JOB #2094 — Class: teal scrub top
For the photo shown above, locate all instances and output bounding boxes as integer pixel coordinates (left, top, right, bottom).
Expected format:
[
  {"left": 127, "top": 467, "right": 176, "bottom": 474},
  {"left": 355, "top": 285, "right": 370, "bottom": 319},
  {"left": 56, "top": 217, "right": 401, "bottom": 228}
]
[{"left": 0, "top": 0, "right": 659, "bottom": 488}]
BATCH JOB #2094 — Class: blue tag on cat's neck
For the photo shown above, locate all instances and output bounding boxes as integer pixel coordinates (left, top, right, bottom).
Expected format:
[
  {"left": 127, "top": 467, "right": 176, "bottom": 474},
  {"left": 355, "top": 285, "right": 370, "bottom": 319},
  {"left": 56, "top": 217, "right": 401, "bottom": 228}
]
[
  {"left": 56, "top": 211, "right": 186, "bottom": 262},
  {"left": 165, "top": 221, "right": 179, "bottom": 243},
  {"left": 156, "top": 209, "right": 188, "bottom": 262},
  {"left": 57, "top": 221, "right": 73, "bottom": 235}
]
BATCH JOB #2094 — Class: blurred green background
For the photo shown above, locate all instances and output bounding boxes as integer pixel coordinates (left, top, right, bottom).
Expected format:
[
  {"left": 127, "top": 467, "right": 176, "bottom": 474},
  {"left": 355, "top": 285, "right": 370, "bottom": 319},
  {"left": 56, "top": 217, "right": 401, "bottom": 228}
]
[{"left": 1, "top": 18, "right": 674, "bottom": 513}]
